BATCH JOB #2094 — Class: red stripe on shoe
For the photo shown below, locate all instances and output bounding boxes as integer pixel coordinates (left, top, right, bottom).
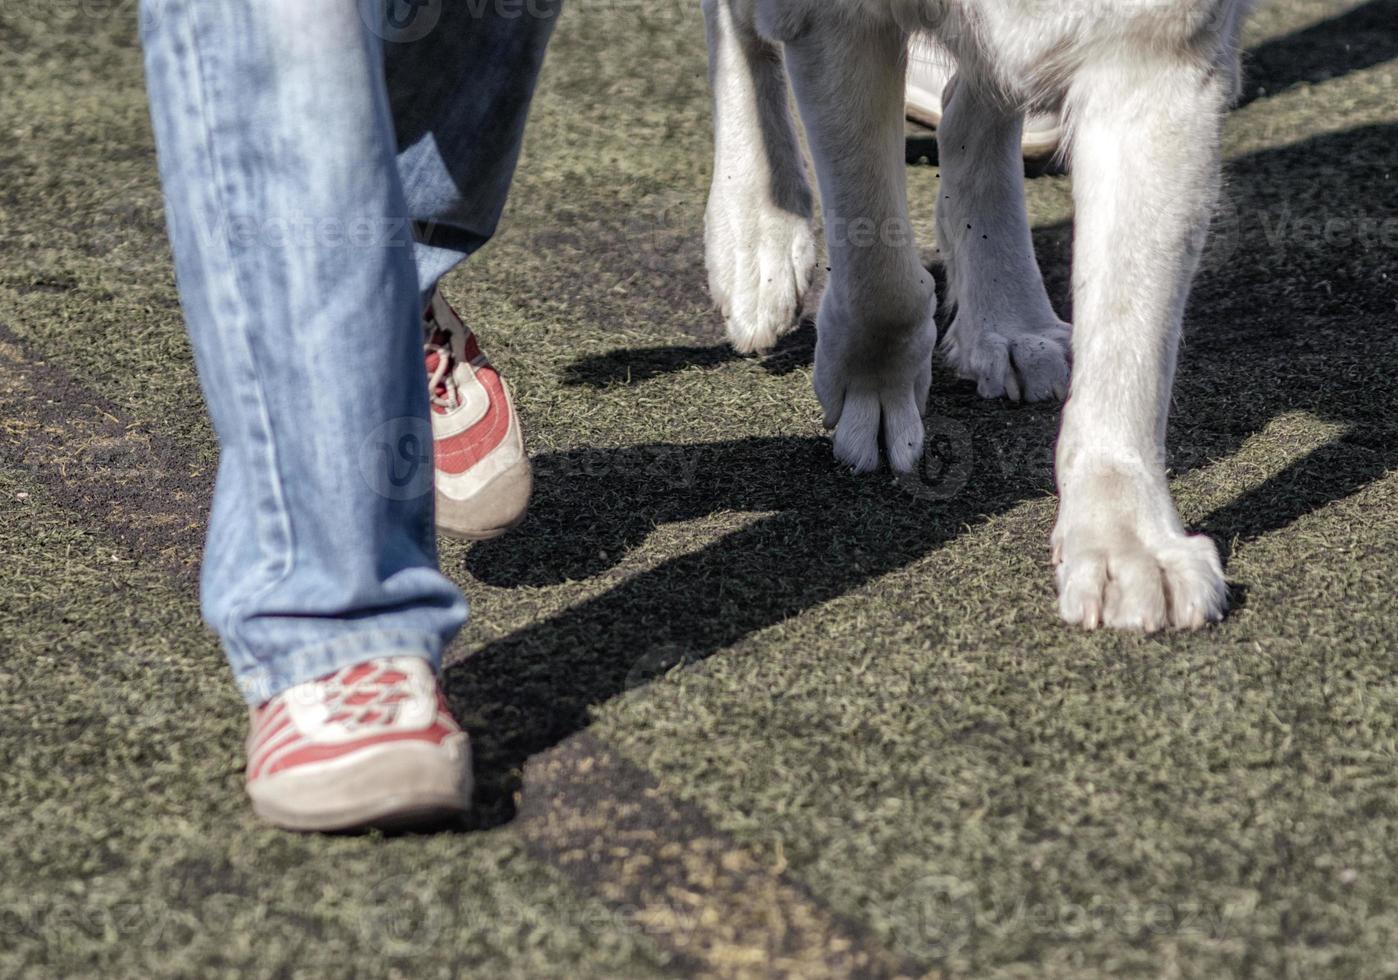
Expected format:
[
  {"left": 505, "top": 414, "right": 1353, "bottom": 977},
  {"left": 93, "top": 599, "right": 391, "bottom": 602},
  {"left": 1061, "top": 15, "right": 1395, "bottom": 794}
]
[
  {"left": 249, "top": 729, "right": 305, "bottom": 781},
  {"left": 261, "top": 723, "right": 460, "bottom": 778},
  {"left": 249, "top": 713, "right": 293, "bottom": 757},
  {"left": 433, "top": 359, "right": 512, "bottom": 476}
]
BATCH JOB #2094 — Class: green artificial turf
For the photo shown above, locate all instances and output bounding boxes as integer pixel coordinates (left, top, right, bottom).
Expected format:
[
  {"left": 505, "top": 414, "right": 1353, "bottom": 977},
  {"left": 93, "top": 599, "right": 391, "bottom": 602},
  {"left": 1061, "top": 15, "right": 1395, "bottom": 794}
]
[{"left": 2, "top": 0, "right": 1397, "bottom": 976}]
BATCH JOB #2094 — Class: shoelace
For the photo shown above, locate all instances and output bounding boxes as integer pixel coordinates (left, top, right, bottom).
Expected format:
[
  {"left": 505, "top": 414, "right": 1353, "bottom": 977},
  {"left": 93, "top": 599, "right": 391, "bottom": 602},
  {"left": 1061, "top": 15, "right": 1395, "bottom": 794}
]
[
  {"left": 317, "top": 661, "right": 417, "bottom": 731},
  {"left": 425, "top": 327, "right": 459, "bottom": 410}
]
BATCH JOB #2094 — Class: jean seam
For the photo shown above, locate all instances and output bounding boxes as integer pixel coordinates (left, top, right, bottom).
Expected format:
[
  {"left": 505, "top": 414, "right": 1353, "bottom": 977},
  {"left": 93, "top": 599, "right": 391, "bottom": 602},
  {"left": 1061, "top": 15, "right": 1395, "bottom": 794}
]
[{"left": 179, "top": 1, "right": 298, "bottom": 667}]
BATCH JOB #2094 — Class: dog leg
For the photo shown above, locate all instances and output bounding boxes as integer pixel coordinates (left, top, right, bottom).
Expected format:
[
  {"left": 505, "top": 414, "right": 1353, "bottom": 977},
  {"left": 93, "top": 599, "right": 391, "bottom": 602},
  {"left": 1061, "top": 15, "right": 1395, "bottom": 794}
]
[
  {"left": 782, "top": 11, "right": 936, "bottom": 473},
  {"left": 937, "top": 77, "right": 1071, "bottom": 402},
  {"left": 702, "top": 0, "right": 817, "bottom": 353},
  {"left": 1052, "top": 57, "right": 1229, "bottom": 631}
]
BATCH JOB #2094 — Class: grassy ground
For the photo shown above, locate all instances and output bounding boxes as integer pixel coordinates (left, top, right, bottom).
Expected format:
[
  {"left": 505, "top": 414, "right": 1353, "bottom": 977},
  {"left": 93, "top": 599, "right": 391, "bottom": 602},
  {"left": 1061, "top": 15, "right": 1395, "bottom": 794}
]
[{"left": 2, "top": 1, "right": 1397, "bottom": 977}]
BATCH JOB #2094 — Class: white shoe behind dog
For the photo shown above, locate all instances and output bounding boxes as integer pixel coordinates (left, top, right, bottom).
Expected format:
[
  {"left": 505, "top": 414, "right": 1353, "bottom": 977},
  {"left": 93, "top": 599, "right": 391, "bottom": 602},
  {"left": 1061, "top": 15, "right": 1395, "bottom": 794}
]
[{"left": 905, "top": 39, "right": 1062, "bottom": 159}]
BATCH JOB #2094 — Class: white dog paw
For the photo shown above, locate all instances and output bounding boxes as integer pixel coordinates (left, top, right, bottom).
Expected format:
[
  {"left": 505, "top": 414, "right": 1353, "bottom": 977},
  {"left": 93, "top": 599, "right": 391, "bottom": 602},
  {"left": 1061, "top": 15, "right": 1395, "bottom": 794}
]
[
  {"left": 705, "top": 191, "right": 817, "bottom": 354},
  {"left": 1052, "top": 509, "right": 1226, "bottom": 632},
  {"left": 814, "top": 291, "right": 937, "bottom": 474},
  {"left": 942, "top": 313, "right": 1072, "bottom": 403}
]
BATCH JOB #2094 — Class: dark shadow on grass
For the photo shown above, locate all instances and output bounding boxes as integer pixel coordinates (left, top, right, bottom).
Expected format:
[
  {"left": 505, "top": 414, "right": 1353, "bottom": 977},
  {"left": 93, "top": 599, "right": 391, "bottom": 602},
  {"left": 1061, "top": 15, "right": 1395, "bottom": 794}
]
[
  {"left": 1200, "top": 440, "right": 1398, "bottom": 566},
  {"left": 448, "top": 424, "right": 1057, "bottom": 828},
  {"left": 562, "top": 319, "right": 817, "bottom": 388},
  {"left": 449, "top": 120, "right": 1398, "bottom": 828},
  {"left": 1238, "top": 0, "right": 1398, "bottom": 106},
  {"left": 562, "top": 341, "right": 739, "bottom": 387}
]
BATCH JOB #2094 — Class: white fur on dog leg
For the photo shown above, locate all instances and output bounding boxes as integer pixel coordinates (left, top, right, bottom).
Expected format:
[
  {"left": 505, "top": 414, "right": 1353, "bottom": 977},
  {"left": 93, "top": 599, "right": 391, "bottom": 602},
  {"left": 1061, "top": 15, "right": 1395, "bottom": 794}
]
[
  {"left": 1056, "top": 548, "right": 1109, "bottom": 630},
  {"left": 1052, "top": 468, "right": 1227, "bottom": 632},
  {"left": 1162, "top": 536, "right": 1230, "bottom": 628},
  {"left": 881, "top": 384, "right": 929, "bottom": 474},
  {"left": 699, "top": 0, "right": 1250, "bottom": 630},
  {"left": 706, "top": 192, "right": 817, "bottom": 353},
  {"left": 1103, "top": 544, "right": 1170, "bottom": 631},
  {"left": 829, "top": 389, "right": 884, "bottom": 473},
  {"left": 1056, "top": 529, "right": 1225, "bottom": 632},
  {"left": 702, "top": 0, "right": 816, "bottom": 354}
]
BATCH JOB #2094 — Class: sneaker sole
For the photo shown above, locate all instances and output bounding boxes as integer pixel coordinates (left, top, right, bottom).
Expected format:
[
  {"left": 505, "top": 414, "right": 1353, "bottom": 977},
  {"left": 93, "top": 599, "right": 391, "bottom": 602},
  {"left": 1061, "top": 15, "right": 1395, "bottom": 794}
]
[
  {"left": 905, "top": 93, "right": 1061, "bottom": 159},
  {"left": 248, "top": 734, "right": 471, "bottom": 832},
  {"left": 435, "top": 454, "right": 532, "bottom": 542},
  {"left": 905, "top": 95, "right": 943, "bottom": 131}
]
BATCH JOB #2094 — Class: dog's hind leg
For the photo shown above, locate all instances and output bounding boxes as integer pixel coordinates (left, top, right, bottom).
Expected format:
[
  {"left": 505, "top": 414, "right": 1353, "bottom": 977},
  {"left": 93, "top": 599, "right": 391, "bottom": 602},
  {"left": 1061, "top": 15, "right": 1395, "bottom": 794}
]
[
  {"left": 936, "top": 78, "right": 1071, "bottom": 402},
  {"left": 702, "top": 0, "right": 818, "bottom": 353},
  {"left": 1051, "top": 56, "right": 1229, "bottom": 632},
  {"left": 780, "top": 8, "right": 937, "bottom": 473}
]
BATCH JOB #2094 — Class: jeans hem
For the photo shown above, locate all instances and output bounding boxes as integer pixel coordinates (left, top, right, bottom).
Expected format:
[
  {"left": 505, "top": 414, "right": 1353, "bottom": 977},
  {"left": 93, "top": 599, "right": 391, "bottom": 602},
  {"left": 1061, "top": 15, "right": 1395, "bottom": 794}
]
[{"left": 232, "top": 630, "right": 445, "bottom": 706}]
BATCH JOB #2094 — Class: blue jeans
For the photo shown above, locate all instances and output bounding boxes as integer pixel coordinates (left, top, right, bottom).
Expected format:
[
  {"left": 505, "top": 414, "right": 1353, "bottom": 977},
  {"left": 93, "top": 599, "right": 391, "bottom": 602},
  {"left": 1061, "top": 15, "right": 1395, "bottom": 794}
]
[{"left": 140, "top": 0, "right": 559, "bottom": 704}]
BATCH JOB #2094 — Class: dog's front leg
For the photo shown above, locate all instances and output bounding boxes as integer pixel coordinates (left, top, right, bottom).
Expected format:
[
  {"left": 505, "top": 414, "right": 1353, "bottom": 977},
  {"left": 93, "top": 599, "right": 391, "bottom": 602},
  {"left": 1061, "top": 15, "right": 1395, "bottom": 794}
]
[
  {"left": 937, "top": 78, "right": 1071, "bottom": 402},
  {"left": 703, "top": 0, "right": 818, "bottom": 353},
  {"left": 1052, "top": 57, "right": 1230, "bottom": 631},
  {"left": 780, "top": 7, "right": 936, "bottom": 473}
]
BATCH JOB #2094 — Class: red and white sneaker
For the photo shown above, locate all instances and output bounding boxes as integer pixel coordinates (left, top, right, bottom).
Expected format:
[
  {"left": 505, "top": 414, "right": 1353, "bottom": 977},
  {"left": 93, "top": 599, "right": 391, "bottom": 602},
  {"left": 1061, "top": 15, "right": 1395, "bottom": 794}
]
[
  {"left": 424, "top": 289, "right": 532, "bottom": 540},
  {"left": 245, "top": 657, "right": 470, "bottom": 832}
]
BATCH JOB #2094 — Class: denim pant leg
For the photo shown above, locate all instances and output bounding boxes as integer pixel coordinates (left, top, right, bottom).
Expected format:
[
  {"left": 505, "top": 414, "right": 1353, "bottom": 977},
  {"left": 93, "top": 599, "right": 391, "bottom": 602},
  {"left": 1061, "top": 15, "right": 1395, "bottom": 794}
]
[
  {"left": 140, "top": 0, "right": 469, "bottom": 705},
  {"left": 381, "top": 0, "right": 562, "bottom": 298}
]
